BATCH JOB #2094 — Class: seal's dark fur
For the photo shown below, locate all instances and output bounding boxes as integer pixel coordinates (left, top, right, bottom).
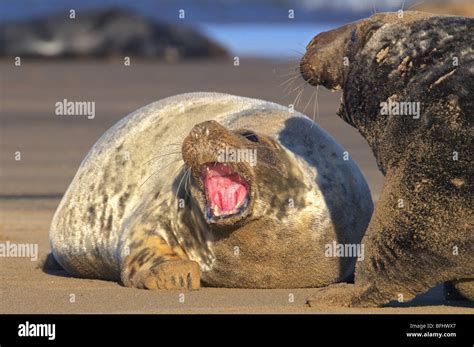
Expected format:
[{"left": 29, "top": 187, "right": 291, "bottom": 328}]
[{"left": 301, "top": 12, "right": 473, "bottom": 306}]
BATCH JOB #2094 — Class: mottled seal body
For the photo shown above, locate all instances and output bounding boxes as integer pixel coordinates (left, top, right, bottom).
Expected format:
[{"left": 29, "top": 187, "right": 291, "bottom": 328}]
[
  {"left": 301, "top": 12, "right": 473, "bottom": 305},
  {"left": 49, "top": 92, "right": 373, "bottom": 289}
]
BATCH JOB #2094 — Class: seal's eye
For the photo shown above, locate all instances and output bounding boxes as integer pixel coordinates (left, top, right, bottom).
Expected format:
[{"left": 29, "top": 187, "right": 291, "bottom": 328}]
[{"left": 240, "top": 131, "right": 259, "bottom": 143}]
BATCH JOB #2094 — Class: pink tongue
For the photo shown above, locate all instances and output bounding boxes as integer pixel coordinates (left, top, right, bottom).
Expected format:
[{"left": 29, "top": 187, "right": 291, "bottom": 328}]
[{"left": 202, "top": 166, "right": 248, "bottom": 213}]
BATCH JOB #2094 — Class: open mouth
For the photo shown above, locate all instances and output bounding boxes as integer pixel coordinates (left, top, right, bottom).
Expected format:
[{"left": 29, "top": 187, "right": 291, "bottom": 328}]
[{"left": 200, "top": 163, "right": 249, "bottom": 220}]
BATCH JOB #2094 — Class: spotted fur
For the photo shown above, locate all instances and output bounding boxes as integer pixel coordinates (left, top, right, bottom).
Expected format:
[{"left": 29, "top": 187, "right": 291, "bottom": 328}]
[{"left": 49, "top": 93, "right": 373, "bottom": 289}]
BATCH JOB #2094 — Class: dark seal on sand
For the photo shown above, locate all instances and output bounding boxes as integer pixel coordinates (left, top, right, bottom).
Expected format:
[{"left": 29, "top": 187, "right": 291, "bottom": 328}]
[
  {"left": 0, "top": 8, "right": 228, "bottom": 60},
  {"left": 300, "top": 12, "right": 473, "bottom": 306}
]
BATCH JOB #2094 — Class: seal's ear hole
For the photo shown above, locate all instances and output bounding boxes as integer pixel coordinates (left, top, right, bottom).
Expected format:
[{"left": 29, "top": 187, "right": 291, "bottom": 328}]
[{"left": 239, "top": 130, "right": 260, "bottom": 143}]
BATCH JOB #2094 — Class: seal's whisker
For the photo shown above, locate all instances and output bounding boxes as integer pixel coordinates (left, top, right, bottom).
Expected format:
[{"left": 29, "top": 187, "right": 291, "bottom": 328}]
[
  {"left": 175, "top": 166, "right": 190, "bottom": 201},
  {"left": 282, "top": 77, "right": 300, "bottom": 93},
  {"left": 277, "top": 71, "right": 300, "bottom": 79},
  {"left": 279, "top": 74, "right": 298, "bottom": 85},
  {"left": 295, "top": 43, "right": 310, "bottom": 54},
  {"left": 291, "top": 87, "right": 301, "bottom": 108},
  {"left": 277, "top": 68, "right": 300, "bottom": 78},
  {"left": 290, "top": 79, "right": 305, "bottom": 91},
  {"left": 184, "top": 167, "right": 193, "bottom": 197},
  {"left": 275, "top": 62, "right": 299, "bottom": 68},
  {"left": 145, "top": 151, "right": 182, "bottom": 165},
  {"left": 281, "top": 81, "right": 298, "bottom": 99},
  {"left": 153, "top": 158, "right": 182, "bottom": 172},
  {"left": 276, "top": 68, "right": 299, "bottom": 78},
  {"left": 280, "top": 75, "right": 299, "bottom": 88},
  {"left": 279, "top": 74, "right": 299, "bottom": 87},
  {"left": 302, "top": 87, "right": 316, "bottom": 115},
  {"left": 284, "top": 80, "right": 305, "bottom": 98},
  {"left": 311, "top": 85, "right": 320, "bottom": 128},
  {"left": 283, "top": 80, "right": 301, "bottom": 98},
  {"left": 149, "top": 150, "right": 182, "bottom": 156},
  {"left": 139, "top": 159, "right": 182, "bottom": 188},
  {"left": 283, "top": 81, "right": 295, "bottom": 94},
  {"left": 278, "top": 70, "right": 298, "bottom": 77},
  {"left": 294, "top": 89, "right": 303, "bottom": 108},
  {"left": 285, "top": 58, "right": 303, "bottom": 65},
  {"left": 274, "top": 64, "right": 300, "bottom": 74},
  {"left": 170, "top": 163, "right": 187, "bottom": 190},
  {"left": 294, "top": 85, "right": 306, "bottom": 109},
  {"left": 289, "top": 48, "right": 304, "bottom": 56}
]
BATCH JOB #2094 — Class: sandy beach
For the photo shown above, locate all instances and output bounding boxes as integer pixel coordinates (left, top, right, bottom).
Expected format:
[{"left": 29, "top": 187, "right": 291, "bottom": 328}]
[{"left": 0, "top": 59, "right": 472, "bottom": 313}]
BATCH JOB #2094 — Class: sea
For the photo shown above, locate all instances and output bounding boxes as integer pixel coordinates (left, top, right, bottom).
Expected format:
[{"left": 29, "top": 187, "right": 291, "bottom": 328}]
[{"left": 0, "top": 0, "right": 347, "bottom": 59}]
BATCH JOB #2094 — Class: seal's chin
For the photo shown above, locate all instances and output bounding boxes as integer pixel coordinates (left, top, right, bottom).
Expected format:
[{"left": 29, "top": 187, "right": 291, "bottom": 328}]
[{"left": 200, "top": 163, "right": 250, "bottom": 222}]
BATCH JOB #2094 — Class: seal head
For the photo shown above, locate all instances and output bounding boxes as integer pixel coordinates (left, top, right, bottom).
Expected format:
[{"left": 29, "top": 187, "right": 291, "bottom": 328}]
[
  {"left": 300, "top": 12, "right": 437, "bottom": 92},
  {"left": 182, "top": 120, "right": 306, "bottom": 233}
]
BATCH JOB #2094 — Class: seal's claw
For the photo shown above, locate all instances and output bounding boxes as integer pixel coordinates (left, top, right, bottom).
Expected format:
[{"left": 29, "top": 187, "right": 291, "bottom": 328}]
[
  {"left": 152, "top": 260, "right": 201, "bottom": 290},
  {"left": 128, "top": 260, "right": 201, "bottom": 290},
  {"left": 306, "top": 283, "right": 381, "bottom": 308},
  {"left": 307, "top": 283, "right": 357, "bottom": 307}
]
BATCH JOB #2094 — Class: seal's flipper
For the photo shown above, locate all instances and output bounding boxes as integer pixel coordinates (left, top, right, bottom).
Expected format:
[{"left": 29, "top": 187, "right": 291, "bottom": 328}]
[
  {"left": 307, "top": 283, "right": 387, "bottom": 308},
  {"left": 309, "top": 168, "right": 473, "bottom": 307},
  {"left": 120, "top": 234, "right": 201, "bottom": 290}
]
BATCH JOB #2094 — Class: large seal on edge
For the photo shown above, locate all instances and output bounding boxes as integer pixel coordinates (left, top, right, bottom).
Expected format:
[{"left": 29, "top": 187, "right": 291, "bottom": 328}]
[
  {"left": 300, "top": 12, "right": 473, "bottom": 305},
  {"left": 49, "top": 92, "right": 373, "bottom": 289}
]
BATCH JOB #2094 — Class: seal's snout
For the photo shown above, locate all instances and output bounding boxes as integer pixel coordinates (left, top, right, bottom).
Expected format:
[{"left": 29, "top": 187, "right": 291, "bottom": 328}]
[
  {"left": 300, "top": 54, "right": 319, "bottom": 86},
  {"left": 188, "top": 120, "right": 221, "bottom": 140},
  {"left": 182, "top": 120, "right": 232, "bottom": 167},
  {"left": 299, "top": 25, "right": 356, "bottom": 91},
  {"left": 182, "top": 120, "right": 254, "bottom": 170},
  {"left": 299, "top": 31, "right": 330, "bottom": 87}
]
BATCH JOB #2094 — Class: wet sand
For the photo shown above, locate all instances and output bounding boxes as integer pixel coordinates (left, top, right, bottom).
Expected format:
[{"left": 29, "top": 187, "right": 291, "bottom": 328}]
[{"left": 0, "top": 59, "right": 471, "bottom": 313}]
